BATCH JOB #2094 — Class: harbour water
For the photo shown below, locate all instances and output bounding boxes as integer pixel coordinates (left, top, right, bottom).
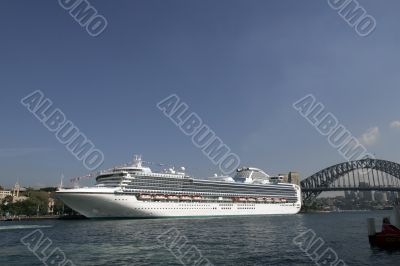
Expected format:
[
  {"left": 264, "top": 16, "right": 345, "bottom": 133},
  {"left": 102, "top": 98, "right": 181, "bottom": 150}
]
[{"left": 1, "top": 211, "right": 399, "bottom": 265}]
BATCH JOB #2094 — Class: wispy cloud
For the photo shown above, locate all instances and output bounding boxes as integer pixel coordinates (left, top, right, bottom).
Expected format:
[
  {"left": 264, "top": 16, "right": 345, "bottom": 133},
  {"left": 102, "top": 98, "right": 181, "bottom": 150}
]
[
  {"left": 360, "top": 127, "right": 379, "bottom": 146},
  {"left": 390, "top": 120, "right": 400, "bottom": 129},
  {"left": 0, "top": 148, "right": 53, "bottom": 157}
]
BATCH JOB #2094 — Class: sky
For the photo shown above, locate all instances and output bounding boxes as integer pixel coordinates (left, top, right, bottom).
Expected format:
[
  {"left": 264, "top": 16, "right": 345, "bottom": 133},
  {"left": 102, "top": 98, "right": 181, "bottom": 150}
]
[{"left": 1, "top": 0, "right": 400, "bottom": 188}]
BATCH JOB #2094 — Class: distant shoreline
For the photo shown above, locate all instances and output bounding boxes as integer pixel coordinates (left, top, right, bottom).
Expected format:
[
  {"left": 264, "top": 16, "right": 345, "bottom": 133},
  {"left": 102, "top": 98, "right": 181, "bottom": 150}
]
[{"left": 1, "top": 214, "right": 86, "bottom": 221}]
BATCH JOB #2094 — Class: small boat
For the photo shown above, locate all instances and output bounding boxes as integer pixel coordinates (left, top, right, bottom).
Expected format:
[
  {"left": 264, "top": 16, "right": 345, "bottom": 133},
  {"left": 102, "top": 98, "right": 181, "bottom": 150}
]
[
  {"left": 266, "top": 198, "right": 273, "bottom": 203},
  {"left": 256, "top": 197, "right": 264, "bottom": 202},
  {"left": 247, "top": 198, "right": 256, "bottom": 202},
  {"left": 368, "top": 206, "right": 400, "bottom": 249},
  {"left": 192, "top": 196, "right": 203, "bottom": 201},
  {"left": 167, "top": 195, "right": 179, "bottom": 200},
  {"left": 180, "top": 196, "right": 192, "bottom": 201},
  {"left": 236, "top": 198, "right": 247, "bottom": 202},
  {"left": 138, "top": 194, "right": 152, "bottom": 200},
  {"left": 154, "top": 195, "right": 166, "bottom": 200},
  {"left": 280, "top": 198, "right": 287, "bottom": 203},
  {"left": 273, "top": 198, "right": 281, "bottom": 203}
]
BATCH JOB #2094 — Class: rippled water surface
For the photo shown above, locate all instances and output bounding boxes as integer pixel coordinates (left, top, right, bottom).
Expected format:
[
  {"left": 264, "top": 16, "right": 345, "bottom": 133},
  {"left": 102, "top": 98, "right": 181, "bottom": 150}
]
[{"left": 1, "top": 211, "right": 400, "bottom": 265}]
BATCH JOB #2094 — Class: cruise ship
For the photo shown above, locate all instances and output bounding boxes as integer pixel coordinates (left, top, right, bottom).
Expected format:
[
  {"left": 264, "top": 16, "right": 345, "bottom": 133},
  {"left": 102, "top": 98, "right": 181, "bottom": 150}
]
[{"left": 56, "top": 156, "right": 302, "bottom": 218}]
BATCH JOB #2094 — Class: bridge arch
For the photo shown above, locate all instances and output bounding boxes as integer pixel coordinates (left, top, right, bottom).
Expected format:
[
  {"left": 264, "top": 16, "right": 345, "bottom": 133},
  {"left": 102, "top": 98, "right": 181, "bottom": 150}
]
[{"left": 300, "top": 158, "right": 400, "bottom": 202}]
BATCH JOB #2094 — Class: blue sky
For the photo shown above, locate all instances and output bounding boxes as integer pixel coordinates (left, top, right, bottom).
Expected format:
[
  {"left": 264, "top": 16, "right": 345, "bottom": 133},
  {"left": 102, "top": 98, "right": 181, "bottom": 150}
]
[{"left": 1, "top": 0, "right": 400, "bottom": 188}]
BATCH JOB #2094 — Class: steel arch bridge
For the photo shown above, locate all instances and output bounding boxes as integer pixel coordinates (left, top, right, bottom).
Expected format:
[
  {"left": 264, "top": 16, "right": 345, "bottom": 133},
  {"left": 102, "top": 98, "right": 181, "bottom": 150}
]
[{"left": 300, "top": 158, "right": 400, "bottom": 202}]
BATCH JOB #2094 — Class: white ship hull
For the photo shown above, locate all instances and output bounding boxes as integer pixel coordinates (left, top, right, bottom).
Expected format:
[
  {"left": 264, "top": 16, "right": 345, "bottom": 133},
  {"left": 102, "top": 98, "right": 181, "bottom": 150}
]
[{"left": 57, "top": 189, "right": 302, "bottom": 218}]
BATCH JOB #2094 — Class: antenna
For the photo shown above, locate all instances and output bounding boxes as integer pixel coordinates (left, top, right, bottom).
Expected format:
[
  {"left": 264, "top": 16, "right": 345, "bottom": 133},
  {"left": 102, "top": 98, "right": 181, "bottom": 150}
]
[
  {"left": 59, "top": 174, "right": 64, "bottom": 189},
  {"left": 133, "top": 154, "right": 142, "bottom": 167}
]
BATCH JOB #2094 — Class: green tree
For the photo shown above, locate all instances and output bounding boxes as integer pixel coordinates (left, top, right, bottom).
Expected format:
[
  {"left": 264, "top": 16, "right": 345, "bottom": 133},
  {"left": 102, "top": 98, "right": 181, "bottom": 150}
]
[{"left": 0, "top": 195, "right": 13, "bottom": 215}]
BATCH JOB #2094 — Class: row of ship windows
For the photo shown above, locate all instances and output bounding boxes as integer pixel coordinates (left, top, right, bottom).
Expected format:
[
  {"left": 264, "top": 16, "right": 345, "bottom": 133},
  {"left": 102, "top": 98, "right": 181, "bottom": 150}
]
[
  {"left": 166, "top": 183, "right": 294, "bottom": 191},
  {"left": 113, "top": 197, "right": 294, "bottom": 205},
  {"left": 126, "top": 185, "right": 295, "bottom": 193},
  {"left": 134, "top": 207, "right": 218, "bottom": 210},
  {"left": 138, "top": 201, "right": 295, "bottom": 205},
  {"left": 219, "top": 204, "right": 268, "bottom": 206},
  {"left": 133, "top": 173, "right": 185, "bottom": 179},
  {"left": 117, "top": 181, "right": 295, "bottom": 189},
  {"left": 130, "top": 205, "right": 294, "bottom": 210},
  {"left": 114, "top": 191, "right": 297, "bottom": 199},
  {"left": 135, "top": 196, "right": 297, "bottom": 202},
  {"left": 128, "top": 187, "right": 295, "bottom": 195},
  {"left": 120, "top": 178, "right": 293, "bottom": 186},
  {"left": 126, "top": 177, "right": 294, "bottom": 187},
  {"left": 130, "top": 193, "right": 297, "bottom": 199},
  {"left": 113, "top": 198, "right": 259, "bottom": 207},
  {"left": 123, "top": 189, "right": 296, "bottom": 198},
  {"left": 127, "top": 182, "right": 295, "bottom": 192},
  {"left": 131, "top": 190, "right": 295, "bottom": 196},
  {"left": 102, "top": 174, "right": 297, "bottom": 193},
  {"left": 133, "top": 175, "right": 293, "bottom": 186},
  {"left": 113, "top": 198, "right": 295, "bottom": 207},
  {"left": 128, "top": 207, "right": 287, "bottom": 210},
  {"left": 179, "top": 204, "right": 211, "bottom": 207}
]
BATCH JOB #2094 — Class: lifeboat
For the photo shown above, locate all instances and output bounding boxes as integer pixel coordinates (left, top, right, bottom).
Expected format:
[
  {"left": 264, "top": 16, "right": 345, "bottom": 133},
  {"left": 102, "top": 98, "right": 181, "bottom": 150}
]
[
  {"left": 280, "top": 198, "right": 287, "bottom": 203},
  {"left": 266, "top": 198, "right": 273, "bottom": 203},
  {"left": 257, "top": 197, "right": 264, "bottom": 202},
  {"left": 192, "top": 196, "right": 203, "bottom": 201},
  {"left": 237, "top": 197, "right": 247, "bottom": 202},
  {"left": 154, "top": 195, "right": 166, "bottom": 200},
  {"left": 247, "top": 198, "right": 256, "bottom": 202},
  {"left": 273, "top": 198, "right": 281, "bottom": 203},
  {"left": 180, "top": 195, "right": 192, "bottom": 201},
  {"left": 167, "top": 195, "right": 179, "bottom": 200},
  {"left": 138, "top": 194, "right": 152, "bottom": 200}
]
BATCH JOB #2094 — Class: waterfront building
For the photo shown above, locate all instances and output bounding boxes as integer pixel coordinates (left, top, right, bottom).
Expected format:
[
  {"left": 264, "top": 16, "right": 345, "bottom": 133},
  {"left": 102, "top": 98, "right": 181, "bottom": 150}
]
[
  {"left": 11, "top": 182, "right": 28, "bottom": 202},
  {"left": 48, "top": 195, "right": 55, "bottom": 214},
  {"left": 0, "top": 189, "right": 12, "bottom": 200}
]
